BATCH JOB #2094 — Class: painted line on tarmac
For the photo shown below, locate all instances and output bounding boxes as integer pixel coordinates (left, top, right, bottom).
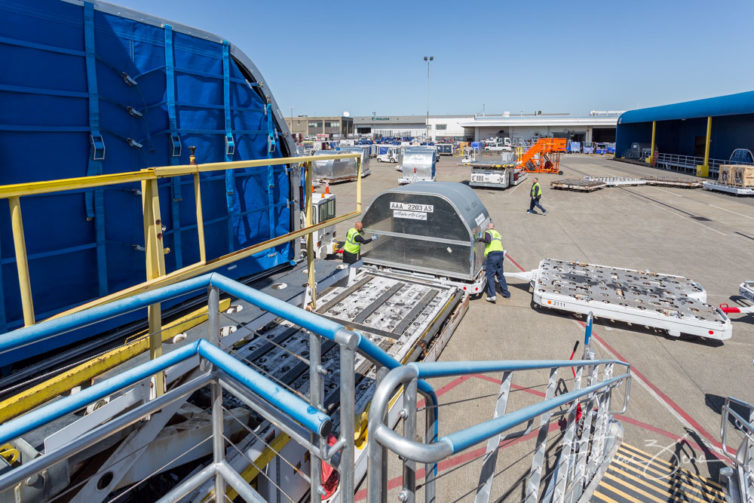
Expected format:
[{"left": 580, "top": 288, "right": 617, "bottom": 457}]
[
  {"left": 709, "top": 203, "right": 754, "bottom": 221},
  {"left": 504, "top": 251, "right": 731, "bottom": 456}
]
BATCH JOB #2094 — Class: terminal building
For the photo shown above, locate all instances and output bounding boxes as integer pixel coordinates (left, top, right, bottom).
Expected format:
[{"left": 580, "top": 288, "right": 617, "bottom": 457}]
[
  {"left": 285, "top": 115, "right": 354, "bottom": 138},
  {"left": 616, "top": 90, "right": 754, "bottom": 177},
  {"left": 352, "top": 112, "right": 621, "bottom": 143}
]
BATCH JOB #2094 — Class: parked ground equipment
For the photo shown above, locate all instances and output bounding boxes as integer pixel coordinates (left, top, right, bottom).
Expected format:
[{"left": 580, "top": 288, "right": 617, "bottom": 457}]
[
  {"left": 469, "top": 151, "right": 527, "bottom": 189},
  {"left": 312, "top": 150, "right": 365, "bottom": 183},
  {"left": 505, "top": 258, "right": 732, "bottom": 341},
  {"left": 517, "top": 138, "right": 567, "bottom": 174},
  {"left": 720, "top": 281, "right": 754, "bottom": 316}
]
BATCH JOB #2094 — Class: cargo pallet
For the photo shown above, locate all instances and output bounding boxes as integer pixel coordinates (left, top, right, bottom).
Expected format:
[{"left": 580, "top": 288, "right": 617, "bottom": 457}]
[
  {"left": 551, "top": 179, "right": 607, "bottom": 192},
  {"left": 505, "top": 258, "right": 732, "bottom": 341},
  {"left": 703, "top": 181, "right": 754, "bottom": 196}
]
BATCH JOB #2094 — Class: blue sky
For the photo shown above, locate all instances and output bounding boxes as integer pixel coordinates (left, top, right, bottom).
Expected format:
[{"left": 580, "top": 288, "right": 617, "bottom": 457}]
[{"left": 113, "top": 0, "right": 754, "bottom": 116}]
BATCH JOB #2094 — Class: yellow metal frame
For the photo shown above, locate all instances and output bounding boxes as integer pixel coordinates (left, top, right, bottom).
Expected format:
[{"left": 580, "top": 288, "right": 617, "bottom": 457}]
[
  {"left": 647, "top": 120, "right": 656, "bottom": 164},
  {"left": 0, "top": 152, "right": 362, "bottom": 403},
  {"left": 696, "top": 116, "right": 712, "bottom": 178},
  {"left": 0, "top": 152, "right": 360, "bottom": 327}
]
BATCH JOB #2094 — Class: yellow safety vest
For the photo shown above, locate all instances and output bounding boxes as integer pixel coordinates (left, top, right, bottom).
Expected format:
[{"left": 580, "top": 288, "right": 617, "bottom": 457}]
[
  {"left": 531, "top": 182, "right": 542, "bottom": 198},
  {"left": 344, "top": 227, "right": 362, "bottom": 254},
  {"left": 484, "top": 229, "right": 504, "bottom": 256}
]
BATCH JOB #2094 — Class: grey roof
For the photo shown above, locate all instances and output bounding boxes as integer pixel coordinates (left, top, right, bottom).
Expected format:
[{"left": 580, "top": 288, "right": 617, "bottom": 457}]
[{"left": 386, "top": 182, "right": 488, "bottom": 230}]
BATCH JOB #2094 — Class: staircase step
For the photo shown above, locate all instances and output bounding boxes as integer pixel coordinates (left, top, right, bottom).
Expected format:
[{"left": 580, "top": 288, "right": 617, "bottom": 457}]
[{"left": 590, "top": 443, "right": 726, "bottom": 503}]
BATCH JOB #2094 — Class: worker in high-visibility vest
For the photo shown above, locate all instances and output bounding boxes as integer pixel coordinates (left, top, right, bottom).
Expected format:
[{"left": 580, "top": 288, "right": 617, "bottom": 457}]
[
  {"left": 342, "top": 221, "right": 376, "bottom": 264},
  {"left": 528, "top": 177, "right": 547, "bottom": 215},
  {"left": 479, "top": 222, "right": 510, "bottom": 303}
]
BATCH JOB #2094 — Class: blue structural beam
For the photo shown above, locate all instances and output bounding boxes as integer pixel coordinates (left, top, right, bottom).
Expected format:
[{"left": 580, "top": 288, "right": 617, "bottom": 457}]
[{"left": 0, "top": 339, "right": 332, "bottom": 446}]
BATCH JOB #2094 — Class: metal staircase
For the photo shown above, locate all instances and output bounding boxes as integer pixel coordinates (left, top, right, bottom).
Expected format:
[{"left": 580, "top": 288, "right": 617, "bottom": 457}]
[{"left": 591, "top": 443, "right": 726, "bottom": 503}]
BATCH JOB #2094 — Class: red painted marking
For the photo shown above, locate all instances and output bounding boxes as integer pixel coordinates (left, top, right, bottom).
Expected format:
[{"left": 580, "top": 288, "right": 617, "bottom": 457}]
[{"left": 505, "top": 253, "right": 527, "bottom": 272}]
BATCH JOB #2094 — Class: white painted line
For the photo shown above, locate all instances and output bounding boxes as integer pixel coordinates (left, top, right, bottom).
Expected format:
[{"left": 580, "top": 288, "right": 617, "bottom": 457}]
[
  {"left": 649, "top": 187, "right": 684, "bottom": 198},
  {"left": 709, "top": 204, "right": 754, "bottom": 221}
]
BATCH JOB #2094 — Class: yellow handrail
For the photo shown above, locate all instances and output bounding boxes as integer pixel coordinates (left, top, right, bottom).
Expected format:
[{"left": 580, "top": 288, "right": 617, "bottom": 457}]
[{"left": 0, "top": 152, "right": 361, "bottom": 331}]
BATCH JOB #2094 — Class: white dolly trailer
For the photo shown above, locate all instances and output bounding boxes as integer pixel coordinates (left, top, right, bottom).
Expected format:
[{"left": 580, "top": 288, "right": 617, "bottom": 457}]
[
  {"left": 720, "top": 280, "right": 754, "bottom": 315},
  {"left": 505, "top": 258, "right": 733, "bottom": 341}
]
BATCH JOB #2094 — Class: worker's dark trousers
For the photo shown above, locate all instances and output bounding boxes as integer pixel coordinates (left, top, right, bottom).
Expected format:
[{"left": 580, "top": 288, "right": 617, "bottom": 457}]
[
  {"left": 485, "top": 251, "right": 510, "bottom": 298},
  {"left": 529, "top": 197, "right": 546, "bottom": 213},
  {"left": 342, "top": 251, "right": 359, "bottom": 264}
]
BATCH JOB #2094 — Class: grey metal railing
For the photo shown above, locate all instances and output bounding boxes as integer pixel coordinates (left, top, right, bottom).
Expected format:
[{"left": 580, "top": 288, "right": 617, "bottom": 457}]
[
  {"left": 0, "top": 272, "right": 440, "bottom": 502},
  {"left": 721, "top": 397, "right": 754, "bottom": 503},
  {"left": 654, "top": 152, "right": 746, "bottom": 177},
  {"left": 367, "top": 318, "right": 631, "bottom": 503}
]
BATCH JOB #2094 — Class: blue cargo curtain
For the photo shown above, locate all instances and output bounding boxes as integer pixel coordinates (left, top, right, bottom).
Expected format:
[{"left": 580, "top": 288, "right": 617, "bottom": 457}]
[{"left": 164, "top": 24, "right": 184, "bottom": 269}]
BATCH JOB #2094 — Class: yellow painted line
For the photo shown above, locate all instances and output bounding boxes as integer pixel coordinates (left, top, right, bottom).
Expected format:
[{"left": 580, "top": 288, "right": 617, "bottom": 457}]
[
  {"left": 0, "top": 299, "right": 230, "bottom": 423},
  {"left": 592, "top": 489, "right": 621, "bottom": 503},
  {"left": 612, "top": 455, "right": 725, "bottom": 499},
  {"left": 609, "top": 462, "right": 723, "bottom": 503},
  {"left": 598, "top": 480, "right": 644, "bottom": 503},
  {"left": 618, "top": 445, "right": 723, "bottom": 490},
  {"left": 603, "top": 472, "right": 666, "bottom": 503}
]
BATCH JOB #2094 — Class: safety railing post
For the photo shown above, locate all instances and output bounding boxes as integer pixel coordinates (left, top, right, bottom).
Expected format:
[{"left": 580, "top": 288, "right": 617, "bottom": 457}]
[
  {"left": 368, "top": 366, "right": 389, "bottom": 503},
  {"left": 305, "top": 160, "right": 317, "bottom": 309},
  {"left": 208, "top": 286, "right": 220, "bottom": 345},
  {"left": 475, "top": 371, "right": 512, "bottom": 503},
  {"left": 550, "top": 363, "right": 584, "bottom": 503},
  {"left": 423, "top": 388, "right": 437, "bottom": 503},
  {"left": 142, "top": 178, "right": 167, "bottom": 396},
  {"left": 211, "top": 376, "right": 226, "bottom": 500},
  {"left": 338, "top": 332, "right": 357, "bottom": 500},
  {"left": 8, "top": 196, "right": 35, "bottom": 326},
  {"left": 586, "top": 365, "right": 611, "bottom": 483},
  {"left": 401, "top": 376, "right": 418, "bottom": 503},
  {"left": 525, "top": 367, "right": 559, "bottom": 503},
  {"left": 309, "top": 331, "right": 323, "bottom": 503},
  {"left": 193, "top": 174, "right": 207, "bottom": 264},
  {"left": 569, "top": 362, "right": 600, "bottom": 503}
]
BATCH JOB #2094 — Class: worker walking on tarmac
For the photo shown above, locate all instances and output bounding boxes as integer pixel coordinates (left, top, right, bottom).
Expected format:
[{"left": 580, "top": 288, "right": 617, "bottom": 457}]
[
  {"left": 342, "top": 221, "right": 376, "bottom": 264},
  {"left": 479, "top": 222, "right": 510, "bottom": 303},
  {"left": 528, "top": 177, "right": 547, "bottom": 215}
]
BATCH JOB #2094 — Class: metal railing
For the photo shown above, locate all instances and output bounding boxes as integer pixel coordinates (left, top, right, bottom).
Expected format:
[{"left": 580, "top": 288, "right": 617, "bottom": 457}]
[
  {"left": 720, "top": 397, "right": 754, "bottom": 503},
  {"left": 367, "top": 318, "right": 631, "bottom": 503},
  {"left": 0, "top": 151, "right": 360, "bottom": 401},
  {"left": 0, "top": 272, "right": 438, "bottom": 502},
  {"left": 0, "top": 151, "right": 362, "bottom": 328},
  {"left": 654, "top": 152, "right": 746, "bottom": 177}
]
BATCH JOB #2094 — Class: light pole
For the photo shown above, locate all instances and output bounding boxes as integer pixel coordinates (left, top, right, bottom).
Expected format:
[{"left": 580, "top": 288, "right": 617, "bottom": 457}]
[{"left": 424, "top": 56, "right": 433, "bottom": 142}]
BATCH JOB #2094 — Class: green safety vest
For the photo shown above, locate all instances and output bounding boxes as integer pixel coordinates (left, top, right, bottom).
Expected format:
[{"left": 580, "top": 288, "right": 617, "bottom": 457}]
[
  {"left": 344, "top": 227, "right": 362, "bottom": 254},
  {"left": 531, "top": 182, "right": 542, "bottom": 198},
  {"left": 484, "top": 229, "right": 504, "bottom": 256}
]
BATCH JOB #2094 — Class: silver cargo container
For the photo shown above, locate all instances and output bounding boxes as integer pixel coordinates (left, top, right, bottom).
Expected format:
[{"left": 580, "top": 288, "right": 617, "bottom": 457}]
[
  {"left": 339, "top": 146, "right": 372, "bottom": 177},
  {"left": 361, "top": 182, "right": 490, "bottom": 281},
  {"left": 312, "top": 150, "right": 361, "bottom": 183},
  {"left": 398, "top": 147, "right": 437, "bottom": 184}
]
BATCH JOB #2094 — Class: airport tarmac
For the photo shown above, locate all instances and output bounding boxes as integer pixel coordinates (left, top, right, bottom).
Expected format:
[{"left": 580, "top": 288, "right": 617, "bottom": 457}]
[{"left": 330, "top": 154, "right": 754, "bottom": 501}]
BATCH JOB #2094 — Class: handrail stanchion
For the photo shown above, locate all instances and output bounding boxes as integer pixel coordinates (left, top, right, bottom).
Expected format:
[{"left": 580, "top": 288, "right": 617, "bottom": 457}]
[
  {"left": 422, "top": 387, "right": 437, "bottom": 503},
  {"left": 524, "top": 367, "right": 558, "bottom": 503},
  {"left": 8, "top": 196, "right": 35, "bottom": 326},
  {"left": 142, "top": 178, "right": 167, "bottom": 396},
  {"left": 401, "top": 376, "right": 418, "bottom": 503},
  {"left": 369, "top": 366, "right": 390, "bottom": 502},
  {"left": 305, "top": 160, "right": 317, "bottom": 309},
  {"left": 211, "top": 360, "right": 226, "bottom": 500},
  {"left": 337, "top": 330, "right": 358, "bottom": 500},
  {"left": 208, "top": 286, "right": 220, "bottom": 345},
  {"left": 190, "top": 149, "right": 207, "bottom": 263},
  {"left": 309, "top": 329, "right": 323, "bottom": 503}
]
